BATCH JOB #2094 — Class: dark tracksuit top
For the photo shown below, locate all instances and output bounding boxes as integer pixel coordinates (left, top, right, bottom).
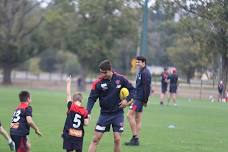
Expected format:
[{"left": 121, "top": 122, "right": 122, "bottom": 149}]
[
  {"left": 87, "top": 72, "right": 135, "bottom": 114},
  {"left": 134, "top": 66, "right": 152, "bottom": 103}
]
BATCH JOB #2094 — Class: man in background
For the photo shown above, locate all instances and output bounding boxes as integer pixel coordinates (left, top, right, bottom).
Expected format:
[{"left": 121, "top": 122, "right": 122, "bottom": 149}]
[
  {"left": 125, "top": 56, "right": 152, "bottom": 146},
  {"left": 218, "top": 80, "right": 224, "bottom": 102},
  {"left": 167, "top": 68, "right": 178, "bottom": 106},
  {"left": 160, "top": 67, "right": 169, "bottom": 105}
]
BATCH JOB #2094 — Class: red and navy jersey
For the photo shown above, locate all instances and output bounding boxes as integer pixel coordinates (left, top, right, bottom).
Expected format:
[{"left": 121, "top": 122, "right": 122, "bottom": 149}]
[
  {"left": 87, "top": 72, "right": 135, "bottom": 114},
  {"left": 135, "top": 67, "right": 152, "bottom": 103},
  {"left": 63, "top": 101, "right": 88, "bottom": 140},
  {"left": 10, "top": 103, "right": 32, "bottom": 136},
  {"left": 161, "top": 71, "right": 168, "bottom": 86}
]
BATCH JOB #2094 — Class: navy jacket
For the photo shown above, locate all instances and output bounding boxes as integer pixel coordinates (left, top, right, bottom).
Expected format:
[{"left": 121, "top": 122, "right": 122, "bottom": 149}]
[
  {"left": 87, "top": 72, "right": 134, "bottom": 114},
  {"left": 134, "top": 67, "right": 152, "bottom": 103}
]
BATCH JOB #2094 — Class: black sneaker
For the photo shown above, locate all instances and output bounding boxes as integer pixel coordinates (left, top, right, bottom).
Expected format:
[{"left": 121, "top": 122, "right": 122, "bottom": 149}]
[
  {"left": 160, "top": 101, "right": 164, "bottom": 105},
  {"left": 124, "top": 137, "right": 139, "bottom": 146},
  {"left": 9, "top": 141, "right": 15, "bottom": 151}
]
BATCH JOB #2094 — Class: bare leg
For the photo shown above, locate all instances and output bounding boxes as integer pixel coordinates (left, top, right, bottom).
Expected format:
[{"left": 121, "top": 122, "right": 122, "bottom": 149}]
[
  {"left": 88, "top": 131, "right": 103, "bottom": 152},
  {"left": 172, "top": 93, "right": 176, "bottom": 105},
  {"left": 113, "top": 132, "right": 121, "bottom": 152},
  {"left": 160, "top": 93, "right": 165, "bottom": 105},
  {"left": 167, "top": 93, "right": 171, "bottom": 105},
  {"left": 135, "top": 112, "right": 142, "bottom": 138},
  {"left": 127, "top": 110, "right": 137, "bottom": 136},
  {"left": 0, "top": 126, "right": 11, "bottom": 142},
  {"left": 26, "top": 137, "right": 31, "bottom": 152}
]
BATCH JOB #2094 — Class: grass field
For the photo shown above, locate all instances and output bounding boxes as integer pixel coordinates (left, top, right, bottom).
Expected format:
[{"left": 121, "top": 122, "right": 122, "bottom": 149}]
[{"left": 0, "top": 86, "right": 228, "bottom": 152}]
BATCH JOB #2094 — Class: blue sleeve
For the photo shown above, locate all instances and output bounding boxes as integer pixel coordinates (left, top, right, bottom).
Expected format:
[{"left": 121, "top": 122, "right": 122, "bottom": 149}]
[
  {"left": 87, "top": 85, "right": 99, "bottom": 114},
  {"left": 25, "top": 106, "right": 32, "bottom": 117},
  {"left": 142, "top": 72, "right": 152, "bottom": 103},
  {"left": 122, "top": 77, "right": 135, "bottom": 102}
]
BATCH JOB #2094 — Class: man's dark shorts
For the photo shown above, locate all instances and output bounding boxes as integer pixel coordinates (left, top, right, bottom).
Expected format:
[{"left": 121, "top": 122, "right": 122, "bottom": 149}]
[
  {"left": 169, "top": 85, "right": 177, "bottom": 93},
  {"left": 218, "top": 90, "right": 223, "bottom": 95},
  {"left": 161, "top": 84, "right": 168, "bottom": 94},
  {"left": 95, "top": 112, "right": 124, "bottom": 133},
  {"left": 130, "top": 99, "right": 143, "bottom": 112}
]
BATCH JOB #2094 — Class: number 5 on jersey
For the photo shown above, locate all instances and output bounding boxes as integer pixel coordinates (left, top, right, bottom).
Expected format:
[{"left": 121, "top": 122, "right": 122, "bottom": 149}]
[{"left": 73, "top": 114, "right": 81, "bottom": 128}]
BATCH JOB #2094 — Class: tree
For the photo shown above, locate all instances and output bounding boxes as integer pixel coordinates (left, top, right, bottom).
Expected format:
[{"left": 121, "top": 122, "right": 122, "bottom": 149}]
[
  {"left": 0, "top": 0, "right": 47, "bottom": 84},
  {"left": 65, "top": 0, "right": 139, "bottom": 73},
  {"left": 167, "top": 36, "right": 207, "bottom": 83},
  {"left": 169, "top": 0, "right": 228, "bottom": 90},
  {"left": 39, "top": 50, "right": 58, "bottom": 73},
  {"left": 29, "top": 57, "right": 41, "bottom": 77},
  {"left": 147, "top": 0, "right": 180, "bottom": 66}
]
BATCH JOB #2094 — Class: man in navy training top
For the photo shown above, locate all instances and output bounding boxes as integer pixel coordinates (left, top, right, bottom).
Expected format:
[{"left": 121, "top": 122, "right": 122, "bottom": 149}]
[
  {"left": 167, "top": 68, "right": 178, "bottom": 106},
  {"left": 87, "top": 59, "right": 134, "bottom": 152},
  {"left": 125, "top": 56, "right": 152, "bottom": 146},
  {"left": 0, "top": 121, "right": 15, "bottom": 151},
  {"left": 218, "top": 80, "right": 224, "bottom": 102},
  {"left": 62, "top": 76, "right": 89, "bottom": 152},
  {"left": 160, "top": 67, "right": 169, "bottom": 105},
  {"left": 10, "top": 90, "right": 42, "bottom": 152}
]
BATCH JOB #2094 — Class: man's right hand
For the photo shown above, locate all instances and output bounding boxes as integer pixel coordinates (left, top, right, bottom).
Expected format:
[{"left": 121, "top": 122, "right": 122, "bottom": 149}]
[
  {"left": 119, "top": 99, "right": 129, "bottom": 108},
  {"left": 35, "top": 129, "right": 42, "bottom": 136}
]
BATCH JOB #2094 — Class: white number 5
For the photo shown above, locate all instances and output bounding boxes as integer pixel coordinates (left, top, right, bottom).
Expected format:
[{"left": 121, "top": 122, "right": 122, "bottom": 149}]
[{"left": 73, "top": 114, "right": 81, "bottom": 128}]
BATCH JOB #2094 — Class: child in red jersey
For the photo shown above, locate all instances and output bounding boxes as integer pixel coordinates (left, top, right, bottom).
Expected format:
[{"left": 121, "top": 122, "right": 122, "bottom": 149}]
[
  {"left": 10, "top": 90, "right": 42, "bottom": 152},
  {"left": 62, "top": 76, "right": 89, "bottom": 152}
]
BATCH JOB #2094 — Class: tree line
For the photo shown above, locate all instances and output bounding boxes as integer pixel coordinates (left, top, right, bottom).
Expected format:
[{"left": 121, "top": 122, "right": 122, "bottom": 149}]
[{"left": 0, "top": 0, "right": 227, "bottom": 90}]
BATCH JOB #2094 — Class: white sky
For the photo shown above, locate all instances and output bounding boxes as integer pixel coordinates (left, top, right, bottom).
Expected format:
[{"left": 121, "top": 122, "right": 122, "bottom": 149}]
[
  {"left": 148, "top": 0, "right": 156, "bottom": 7},
  {"left": 37, "top": 0, "right": 51, "bottom": 8},
  {"left": 37, "top": 0, "right": 156, "bottom": 8}
]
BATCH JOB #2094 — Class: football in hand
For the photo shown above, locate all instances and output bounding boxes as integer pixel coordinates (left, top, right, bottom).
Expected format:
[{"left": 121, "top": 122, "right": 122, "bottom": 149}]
[{"left": 120, "top": 87, "right": 129, "bottom": 100}]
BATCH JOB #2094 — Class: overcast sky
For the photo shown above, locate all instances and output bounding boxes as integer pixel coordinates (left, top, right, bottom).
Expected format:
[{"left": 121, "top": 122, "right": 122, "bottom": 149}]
[{"left": 37, "top": 0, "right": 156, "bottom": 8}]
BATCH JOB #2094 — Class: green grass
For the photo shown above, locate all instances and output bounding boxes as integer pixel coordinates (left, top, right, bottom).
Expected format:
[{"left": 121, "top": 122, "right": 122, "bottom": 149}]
[{"left": 0, "top": 87, "right": 228, "bottom": 152}]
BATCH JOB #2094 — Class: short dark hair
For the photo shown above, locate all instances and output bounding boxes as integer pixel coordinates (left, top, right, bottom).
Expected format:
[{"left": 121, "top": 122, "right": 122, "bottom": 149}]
[
  {"left": 136, "top": 56, "right": 146, "bottom": 64},
  {"left": 99, "top": 59, "right": 112, "bottom": 71},
  {"left": 19, "top": 91, "right": 30, "bottom": 102},
  {"left": 72, "top": 92, "right": 83, "bottom": 102}
]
